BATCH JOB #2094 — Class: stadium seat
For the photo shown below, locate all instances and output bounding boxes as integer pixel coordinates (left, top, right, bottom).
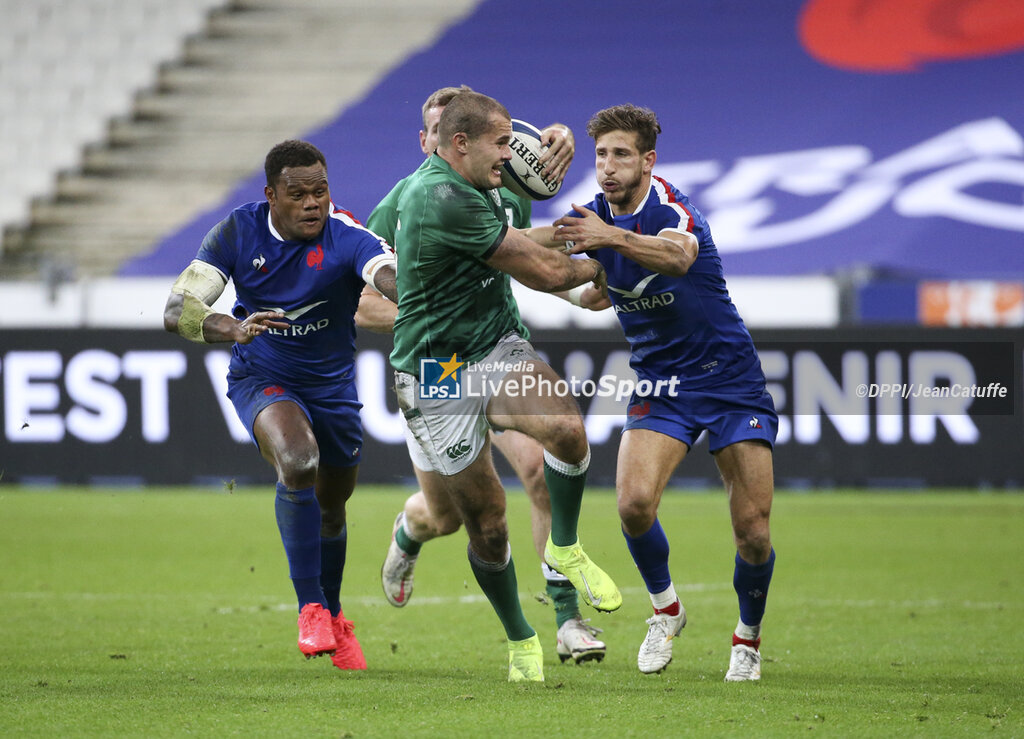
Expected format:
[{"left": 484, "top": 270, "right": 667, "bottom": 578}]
[{"left": 0, "top": 0, "right": 229, "bottom": 249}]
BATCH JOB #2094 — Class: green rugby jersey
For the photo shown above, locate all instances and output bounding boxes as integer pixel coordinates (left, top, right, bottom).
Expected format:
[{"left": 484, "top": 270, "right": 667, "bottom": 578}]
[
  {"left": 389, "top": 154, "right": 529, "bottom": 375},
  {"left": 368, "top": 158, "right": 533, "bottom": 244}
]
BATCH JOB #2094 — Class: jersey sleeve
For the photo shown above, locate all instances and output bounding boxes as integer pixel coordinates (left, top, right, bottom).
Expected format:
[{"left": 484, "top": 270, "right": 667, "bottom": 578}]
[
  {"left": 329, "top": 208, "right": 396, "bottom": 285},
  {"left": 366, "top": 180, "right": 404, "bottom": 246},
  {"left": 651, "top": 199, "right": 694, "bottom": 236},
  {"left": 365, "top": 202, "right": 397, "bottom": 247},
  {"left": 194, "top": 211, "right": 239, "bottom": 279}
]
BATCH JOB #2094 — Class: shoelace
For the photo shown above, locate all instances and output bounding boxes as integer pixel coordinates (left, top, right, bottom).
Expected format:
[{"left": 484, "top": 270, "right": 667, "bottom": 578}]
[
  {"left": 299, "top": 606, "right": 323, "bottom": 628},
  {"left": 386, "top": 551, "right": 416, "bottom": 576},
  {"left": 731, "top": 648, "right": 758, "bottom": 675},
  {"left": 644, "top": 613, "right": 677, "bottom": 642},
  {"left": 575, "top": 618, "right": 604, "bottom": 637}
]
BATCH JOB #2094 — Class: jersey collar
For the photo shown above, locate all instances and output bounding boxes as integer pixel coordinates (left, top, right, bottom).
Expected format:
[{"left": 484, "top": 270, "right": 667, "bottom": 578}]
[
  {"left": 631, "top": 181, "right": 654, "bottom": 215},
  {"left": 601, "top": 180, "right": 655, "bottom": 219},
  {"left": 267, "top": 209, "right": 286, "bottom": 242}
]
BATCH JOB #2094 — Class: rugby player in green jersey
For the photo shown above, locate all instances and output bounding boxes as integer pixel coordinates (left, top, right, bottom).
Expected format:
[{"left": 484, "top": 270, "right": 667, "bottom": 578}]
[
  {"left": 358, "top": 86, "right": 607, "bottom": 668},
  {"left": 385, "top": 90, "right": 620, "bottom": 682}
]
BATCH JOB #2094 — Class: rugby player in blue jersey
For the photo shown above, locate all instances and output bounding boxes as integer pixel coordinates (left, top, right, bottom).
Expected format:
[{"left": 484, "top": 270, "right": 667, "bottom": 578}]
[
  {"left": 163, "top": 140, "right": 397, "bottom": 670},
  {"left": 553, "top": 105, "right": 777, "bottom": 681}
]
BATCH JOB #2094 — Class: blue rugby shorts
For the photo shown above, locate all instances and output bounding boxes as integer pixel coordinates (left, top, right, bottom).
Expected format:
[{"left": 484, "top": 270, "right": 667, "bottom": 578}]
[
  {"left": 623, "top": 387, "right": 778, "bottom": 453},
  {"left": 226, "top": 371, "right": 363, "bottom": 468}
]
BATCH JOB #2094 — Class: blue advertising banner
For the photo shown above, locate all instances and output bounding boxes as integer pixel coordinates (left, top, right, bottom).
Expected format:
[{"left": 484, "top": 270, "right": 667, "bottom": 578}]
[{"left": 124, "top": 0, "right": 1024, "bottom": 280}]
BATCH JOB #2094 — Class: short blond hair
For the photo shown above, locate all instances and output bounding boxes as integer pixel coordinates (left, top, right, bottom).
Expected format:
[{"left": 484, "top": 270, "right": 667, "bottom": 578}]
[{"left": 421, "top": 85, "right": 475, "bottom": 128}]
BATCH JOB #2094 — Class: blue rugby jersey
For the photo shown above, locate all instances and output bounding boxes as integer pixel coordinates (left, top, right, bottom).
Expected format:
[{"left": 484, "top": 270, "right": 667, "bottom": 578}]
[
  {"left": 580, "top": 176, "right": 764, "bottom": 393},
  {"left": 195, "top": 201, "right": 394, "bottom": 386}
]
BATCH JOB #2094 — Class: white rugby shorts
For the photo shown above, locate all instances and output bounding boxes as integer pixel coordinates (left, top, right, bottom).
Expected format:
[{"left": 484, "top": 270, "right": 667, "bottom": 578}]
[{"left": 394, "top": 332, "right": 542, "bottom": 475}]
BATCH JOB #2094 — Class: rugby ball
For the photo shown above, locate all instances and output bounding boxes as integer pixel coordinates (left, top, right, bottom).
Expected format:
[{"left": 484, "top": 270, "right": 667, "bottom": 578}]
[{"left": 501, "top": 119, "right": 563, "bottom": 201}]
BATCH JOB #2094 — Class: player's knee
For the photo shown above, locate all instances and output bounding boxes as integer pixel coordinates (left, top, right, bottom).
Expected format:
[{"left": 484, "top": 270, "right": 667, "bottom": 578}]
[
  {"left": 468, "top": 518, "right": 509, "bottom": 561},
  {"left": 733, "top": 514, "right": 771, "bottom": 558},
  {"left": 319, "top": 507, "right": 346, "bottom": 538},
  {"left": 542, "top": 416, "right": 588, "bottom": 463},
  {"left": 432, "top": 509, "right": 463, "bottom": 537},
  {"left": 276, "top": 446, "right": 320, "bottom": 490},
  {"left": 617, "top": 492, "right": 657, "bottom": 535}
]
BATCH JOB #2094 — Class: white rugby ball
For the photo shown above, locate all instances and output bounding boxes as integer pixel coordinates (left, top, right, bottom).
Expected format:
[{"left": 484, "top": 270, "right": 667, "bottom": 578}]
[{"left": 501, "top": 119, "right": 563, "bottom": 201}]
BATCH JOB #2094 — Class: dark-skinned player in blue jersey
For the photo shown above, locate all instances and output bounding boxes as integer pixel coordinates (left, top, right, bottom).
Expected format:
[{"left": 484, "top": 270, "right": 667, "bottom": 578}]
[{"left": 163, "top": 140, "right": 396, "bottom": 671}]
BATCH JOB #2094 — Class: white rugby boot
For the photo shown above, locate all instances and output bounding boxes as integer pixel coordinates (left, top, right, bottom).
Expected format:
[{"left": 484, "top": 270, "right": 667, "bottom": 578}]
[{"left": 637, "top": 603, "right": 686, "bottom": 674}]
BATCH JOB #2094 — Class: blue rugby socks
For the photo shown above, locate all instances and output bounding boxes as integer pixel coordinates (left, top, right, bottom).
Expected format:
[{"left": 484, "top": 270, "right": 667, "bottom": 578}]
[
  {"left": 733, "top": 548, "right": 775, "bottom": 642},
  {"left": 623, "top": 517, "right": 673, "bottom": 595},
  {"left": 320, "top": 527, "right": 348, "bottom": 617},
  {"left": 274, "top": 483, "right": 326, "bottom": 610}
]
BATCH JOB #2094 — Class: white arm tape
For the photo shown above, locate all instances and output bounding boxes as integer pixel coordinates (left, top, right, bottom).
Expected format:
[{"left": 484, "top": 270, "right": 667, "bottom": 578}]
[
  {"left": 171, "top": 259, "right": 228, "bottom": 304},
  {"left": 567, "top": 284, "right": 587, "bottom": 307},
  {"left": 362, "top": 253, "right": 397, "bottom": 291}
]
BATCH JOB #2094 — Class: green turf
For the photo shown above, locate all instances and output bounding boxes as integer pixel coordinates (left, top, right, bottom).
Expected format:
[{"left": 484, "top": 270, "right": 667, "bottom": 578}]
[{"left": 1, "top": 486, "right": 1021, "bottom": 737}]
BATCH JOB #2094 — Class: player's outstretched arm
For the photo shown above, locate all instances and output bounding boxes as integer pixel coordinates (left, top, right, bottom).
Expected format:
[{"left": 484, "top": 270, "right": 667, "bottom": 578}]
[
  {"left": 554, "top": 204, "right": 698, "bottom": 276},
  {"left": 519, "top": 224, "right": 564, "bottom": 249},
  {"left": 577, "top": 284, "right": 612, "bottom": 310},
  {"left": 354, "top": 284, "right": 397, "bottom": 334},
  {"left": 556, "top": 279, "right": 612, "bottom": 311},
  {"left": 487, "top": 228, "right": 604, "bottom": 293},
  {"left": 163, "top": 260, "right": 287, "bottom": 344}
]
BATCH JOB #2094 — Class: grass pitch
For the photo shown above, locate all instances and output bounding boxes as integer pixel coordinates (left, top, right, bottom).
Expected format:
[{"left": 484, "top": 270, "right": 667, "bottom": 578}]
[{"left": 1, "top": 486, "right": 1022, "bottom": 737}]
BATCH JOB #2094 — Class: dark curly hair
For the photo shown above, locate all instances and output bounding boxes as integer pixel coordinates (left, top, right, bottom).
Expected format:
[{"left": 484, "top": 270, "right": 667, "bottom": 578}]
[{"left": 264, "top": 140, "right": 327, "bottom": 188}]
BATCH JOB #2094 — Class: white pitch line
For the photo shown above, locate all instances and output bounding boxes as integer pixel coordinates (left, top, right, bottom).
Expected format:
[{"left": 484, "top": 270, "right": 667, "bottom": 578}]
[{"left": 4, "top": 588, "right": 1016, "bottom": 616}]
